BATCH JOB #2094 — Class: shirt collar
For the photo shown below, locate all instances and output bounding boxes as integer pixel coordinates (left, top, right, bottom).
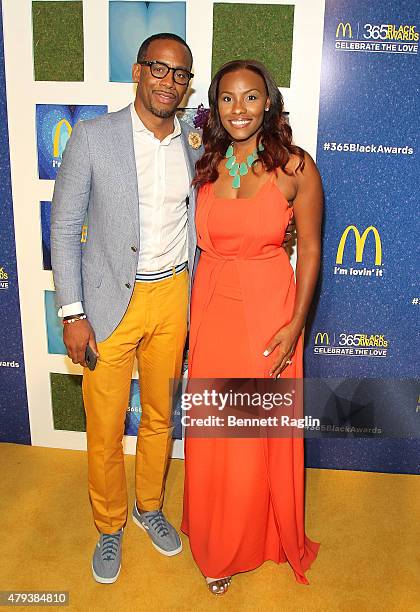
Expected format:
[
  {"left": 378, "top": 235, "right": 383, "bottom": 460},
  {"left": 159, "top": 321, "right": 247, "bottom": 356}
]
[{"left": 130, "top": 102, "right": 181, "bottom": 142}]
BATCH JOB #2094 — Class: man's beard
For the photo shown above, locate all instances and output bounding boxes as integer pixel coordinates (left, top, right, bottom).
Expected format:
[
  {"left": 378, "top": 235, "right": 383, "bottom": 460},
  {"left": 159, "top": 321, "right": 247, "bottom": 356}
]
[{"left": 147, "top": 101, "right": 177, "bottom": 119}]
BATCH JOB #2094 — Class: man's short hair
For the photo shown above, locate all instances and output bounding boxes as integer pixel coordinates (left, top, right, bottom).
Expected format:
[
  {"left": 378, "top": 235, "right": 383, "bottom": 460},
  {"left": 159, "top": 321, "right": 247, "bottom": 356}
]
[{"left": 136, "top": 33, "right": 193, "bottom": 67}]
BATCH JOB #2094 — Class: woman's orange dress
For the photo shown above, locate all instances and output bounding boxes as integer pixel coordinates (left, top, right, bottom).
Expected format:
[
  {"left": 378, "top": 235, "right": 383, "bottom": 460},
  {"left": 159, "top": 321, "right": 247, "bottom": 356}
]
[{"left": 181, "top": 179, "right": 320, "bottom": 584}]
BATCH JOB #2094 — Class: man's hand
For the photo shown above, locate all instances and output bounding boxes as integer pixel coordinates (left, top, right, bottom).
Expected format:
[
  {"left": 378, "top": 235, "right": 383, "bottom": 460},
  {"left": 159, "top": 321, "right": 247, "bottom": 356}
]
[{"left": 63, "top": 318, "right": 98, "bottom": 367}]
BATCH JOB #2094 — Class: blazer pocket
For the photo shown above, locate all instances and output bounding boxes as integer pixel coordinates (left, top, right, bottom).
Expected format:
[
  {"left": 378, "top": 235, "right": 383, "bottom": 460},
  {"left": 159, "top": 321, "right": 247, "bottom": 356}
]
[{"left": 82, "top": 258, "right": 104, "bottom": 288}]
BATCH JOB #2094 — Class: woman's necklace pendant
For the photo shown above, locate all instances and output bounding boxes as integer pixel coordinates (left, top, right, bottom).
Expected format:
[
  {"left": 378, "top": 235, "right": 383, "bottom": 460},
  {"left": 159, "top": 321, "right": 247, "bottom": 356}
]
[{"left": 224, "top": 142, "right": 264, "bottom": 189}]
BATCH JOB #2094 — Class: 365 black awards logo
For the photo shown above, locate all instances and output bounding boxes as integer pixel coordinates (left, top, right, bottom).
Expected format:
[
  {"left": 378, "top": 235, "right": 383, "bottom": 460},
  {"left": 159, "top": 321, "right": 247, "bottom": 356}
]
[
  {"left": 0, "top": 266, "right": 9, "bottom": 290},
  {"left": 335, "top": 20, "right": 418, "bottom": 54}
]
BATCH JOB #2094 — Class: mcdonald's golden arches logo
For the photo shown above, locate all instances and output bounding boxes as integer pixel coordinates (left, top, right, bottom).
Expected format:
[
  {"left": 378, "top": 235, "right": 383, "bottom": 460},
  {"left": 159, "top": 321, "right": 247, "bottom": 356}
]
[
  {"left": 336, "top": 22, "right": 353, "bottom": 38},
  {"left": 53, "top": 118, "right": 72, "bottom": 158},
  {"left": 315, "top": 332, "right": 330, "bottom": 345},
  {"left": 336, "top": 225, "right": 382, "bottom": 265}
]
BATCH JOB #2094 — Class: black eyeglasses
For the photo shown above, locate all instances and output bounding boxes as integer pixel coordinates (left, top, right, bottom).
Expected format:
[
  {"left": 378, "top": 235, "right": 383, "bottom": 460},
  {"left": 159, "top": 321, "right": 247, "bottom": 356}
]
[{"left": 138, "top": 60, "right": 194, "bottom": 85}]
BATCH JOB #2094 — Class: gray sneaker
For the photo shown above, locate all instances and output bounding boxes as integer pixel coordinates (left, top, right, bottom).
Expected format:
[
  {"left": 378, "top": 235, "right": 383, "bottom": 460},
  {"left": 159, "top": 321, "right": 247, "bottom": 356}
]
[
  {"left": 91, "top": 528, "right": 123, "bottom": 584},
  {"left": 132, "top": 503, "right": 182, "bottom": 556}
]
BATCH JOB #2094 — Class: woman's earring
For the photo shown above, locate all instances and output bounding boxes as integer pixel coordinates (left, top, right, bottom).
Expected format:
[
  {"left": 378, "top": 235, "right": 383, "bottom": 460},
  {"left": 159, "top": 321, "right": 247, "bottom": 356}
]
[{"left": 265, "top": 107, "right": 269, "bottom": 112}]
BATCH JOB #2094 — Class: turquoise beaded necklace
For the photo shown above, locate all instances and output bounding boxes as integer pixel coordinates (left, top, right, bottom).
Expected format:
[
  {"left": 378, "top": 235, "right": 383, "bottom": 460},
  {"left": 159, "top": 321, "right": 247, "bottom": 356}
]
[{"left": 225, "top": 142, "right": 264, "bottom": 189}]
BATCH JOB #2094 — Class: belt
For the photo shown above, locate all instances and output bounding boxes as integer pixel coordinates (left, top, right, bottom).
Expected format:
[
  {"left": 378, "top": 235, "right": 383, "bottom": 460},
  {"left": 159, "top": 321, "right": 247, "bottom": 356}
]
[{"left": 135, "top": 261, "right": 188, "bottom": 282}]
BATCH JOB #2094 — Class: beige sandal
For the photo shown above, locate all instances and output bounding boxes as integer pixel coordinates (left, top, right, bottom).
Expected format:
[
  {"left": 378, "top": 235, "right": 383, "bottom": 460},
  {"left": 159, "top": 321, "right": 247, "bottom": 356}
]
[{"left": 206, "top": 576, "right": 232, "bottom": 595}]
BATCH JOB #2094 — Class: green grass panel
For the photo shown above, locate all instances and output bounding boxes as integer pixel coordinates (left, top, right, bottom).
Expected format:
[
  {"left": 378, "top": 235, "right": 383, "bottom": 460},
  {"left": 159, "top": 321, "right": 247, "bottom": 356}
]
[
  {"left": 32, "top": 1, "right": 84, "bottom": 81},
  {"left": 212, "top": 3, "right": 294, "bottom": 87},
  {"left": 50, "top": 372, "right": 86, "bottom": 432}
]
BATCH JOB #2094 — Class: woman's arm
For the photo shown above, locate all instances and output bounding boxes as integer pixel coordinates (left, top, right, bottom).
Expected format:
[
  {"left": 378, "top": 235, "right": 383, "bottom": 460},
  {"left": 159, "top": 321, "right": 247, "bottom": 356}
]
[
  {"left": 264, "top": 151, "right": 323, "bottom": 376},
  {"left": 289, "top": 151, "right": 324, "bottom": 334}
]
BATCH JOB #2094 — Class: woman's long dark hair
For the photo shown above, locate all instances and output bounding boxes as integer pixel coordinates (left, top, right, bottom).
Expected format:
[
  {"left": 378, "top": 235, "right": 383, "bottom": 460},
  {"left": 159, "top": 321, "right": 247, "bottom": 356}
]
[{"left": 193, "top": 59, "right": 304, "bottom": 188}]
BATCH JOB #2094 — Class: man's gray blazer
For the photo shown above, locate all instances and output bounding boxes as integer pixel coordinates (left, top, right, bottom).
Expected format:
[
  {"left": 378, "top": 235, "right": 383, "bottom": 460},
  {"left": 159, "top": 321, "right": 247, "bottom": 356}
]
[{"left": 51, "top": 104, "right": 203, "bottom": 342}]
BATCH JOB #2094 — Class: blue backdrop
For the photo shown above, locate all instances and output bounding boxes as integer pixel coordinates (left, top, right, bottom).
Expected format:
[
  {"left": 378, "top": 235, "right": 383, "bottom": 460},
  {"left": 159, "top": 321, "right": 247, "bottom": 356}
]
[
  {"left": 0, "top": 3, "right": 30, "bottom": 444},
  {"left": 304, "top": 0, "right": 419, "bottom": 473}
]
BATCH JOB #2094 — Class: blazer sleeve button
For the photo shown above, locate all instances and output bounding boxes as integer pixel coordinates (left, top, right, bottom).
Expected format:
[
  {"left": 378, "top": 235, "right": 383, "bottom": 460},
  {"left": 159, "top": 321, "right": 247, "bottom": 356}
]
[{"left": 125, "top": 282, "right": 131, "bottom": 289}]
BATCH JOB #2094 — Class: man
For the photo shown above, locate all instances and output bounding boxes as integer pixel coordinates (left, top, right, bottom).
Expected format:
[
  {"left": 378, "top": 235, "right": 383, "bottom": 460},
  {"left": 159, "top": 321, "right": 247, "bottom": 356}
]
[{"left": 51, "top": 33, "right": 202, "bottom": 584}]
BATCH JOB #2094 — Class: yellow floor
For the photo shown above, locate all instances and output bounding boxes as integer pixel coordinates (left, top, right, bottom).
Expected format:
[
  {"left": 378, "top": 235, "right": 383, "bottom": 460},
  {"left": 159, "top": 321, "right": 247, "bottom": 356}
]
[{"left": 0, "top": 443, "right": 419, "bottom": 612}]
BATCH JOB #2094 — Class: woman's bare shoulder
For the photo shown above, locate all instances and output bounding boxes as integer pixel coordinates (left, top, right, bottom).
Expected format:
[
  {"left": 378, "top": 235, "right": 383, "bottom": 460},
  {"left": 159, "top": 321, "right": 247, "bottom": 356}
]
[
  {"left": 285, "top": 149, "right": 316, "bottom": 172},
  {"left": 287, "top": 150, "right": 322, "bottom": 190}
]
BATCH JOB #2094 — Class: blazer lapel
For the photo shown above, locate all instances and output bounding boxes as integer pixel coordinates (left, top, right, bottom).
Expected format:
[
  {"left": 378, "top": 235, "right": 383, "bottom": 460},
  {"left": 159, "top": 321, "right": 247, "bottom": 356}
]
[
  {"left": 180, "top": 120, "right": 203, "bottom": 273},
  {"left": 109, "top": 105, "right": 140, "bottom": 243}
]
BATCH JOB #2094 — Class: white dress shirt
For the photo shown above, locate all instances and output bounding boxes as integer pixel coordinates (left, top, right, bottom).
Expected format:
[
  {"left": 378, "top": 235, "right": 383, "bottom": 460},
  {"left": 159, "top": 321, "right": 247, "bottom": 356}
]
[
  {"left": 59, "top": 103, "right": 190, "bottom": 317},
  {"left": 131, "top": 103, "right": 189, "bottom": 272}
]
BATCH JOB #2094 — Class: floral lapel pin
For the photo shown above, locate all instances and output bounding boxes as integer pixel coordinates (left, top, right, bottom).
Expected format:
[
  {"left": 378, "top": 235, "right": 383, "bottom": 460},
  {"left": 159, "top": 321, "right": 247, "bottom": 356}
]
[{"left": 188, "top": 131, "right": 202, "bottom": 150}]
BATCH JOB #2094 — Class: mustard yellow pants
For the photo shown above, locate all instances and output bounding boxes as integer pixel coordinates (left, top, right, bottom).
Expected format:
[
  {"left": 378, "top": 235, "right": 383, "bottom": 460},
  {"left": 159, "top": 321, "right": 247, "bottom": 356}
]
[{"left": 82, "top": 270, "right": 188, "bottom": 534}]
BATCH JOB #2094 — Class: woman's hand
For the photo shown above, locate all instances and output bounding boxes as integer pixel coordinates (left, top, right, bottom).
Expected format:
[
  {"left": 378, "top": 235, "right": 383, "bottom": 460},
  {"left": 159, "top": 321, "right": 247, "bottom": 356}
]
[{"left": 263, "top": 323, "right": 301, "bottom": 378}]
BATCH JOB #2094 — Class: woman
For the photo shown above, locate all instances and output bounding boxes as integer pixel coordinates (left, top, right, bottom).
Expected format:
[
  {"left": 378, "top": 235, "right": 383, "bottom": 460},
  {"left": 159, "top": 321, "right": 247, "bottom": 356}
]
[{"left": 182, "top": 60, "right": 323, "bottom": 594}]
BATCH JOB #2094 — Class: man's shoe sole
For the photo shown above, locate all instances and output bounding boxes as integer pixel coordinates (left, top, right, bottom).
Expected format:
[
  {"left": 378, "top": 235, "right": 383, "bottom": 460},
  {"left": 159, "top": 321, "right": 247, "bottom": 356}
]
[
  {"left": 91, "top": 563, "right": 121, "bottom": 584},
  {"left": 132, "top": 514, "right": 183, "bottom": 556}
]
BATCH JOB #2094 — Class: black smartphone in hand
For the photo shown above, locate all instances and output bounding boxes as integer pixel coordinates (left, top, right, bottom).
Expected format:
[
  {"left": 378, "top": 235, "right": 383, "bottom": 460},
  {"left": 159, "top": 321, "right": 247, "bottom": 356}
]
[{"left": 85, "top": 345, "right": 98, "bottom": 371}]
